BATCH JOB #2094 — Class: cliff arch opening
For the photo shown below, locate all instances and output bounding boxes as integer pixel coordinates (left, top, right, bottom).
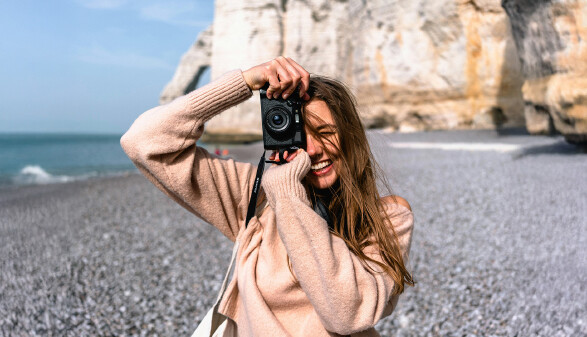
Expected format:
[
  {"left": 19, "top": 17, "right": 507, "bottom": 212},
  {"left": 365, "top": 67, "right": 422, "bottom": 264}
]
[{"left": 184, "top": 66, "right": 211, "bottom": 95}]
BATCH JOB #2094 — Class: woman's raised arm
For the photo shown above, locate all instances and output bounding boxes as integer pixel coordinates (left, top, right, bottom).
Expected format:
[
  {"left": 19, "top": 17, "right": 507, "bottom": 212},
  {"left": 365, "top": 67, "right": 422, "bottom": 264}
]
[
  {"left": 121, "top": 57, "right": 311, "bottom": 241},
  {"left": 120, "top": 70, "right": 255, "bottom": 241}
]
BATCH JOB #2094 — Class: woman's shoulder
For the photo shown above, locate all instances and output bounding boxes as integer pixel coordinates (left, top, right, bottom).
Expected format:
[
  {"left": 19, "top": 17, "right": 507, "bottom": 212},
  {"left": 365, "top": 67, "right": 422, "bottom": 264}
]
[
  {"left": 380, "top": 195, "right": 412, "bottom": 214},
  {"left": 379, "top": 195, "right": 414, "bottom": 231}
]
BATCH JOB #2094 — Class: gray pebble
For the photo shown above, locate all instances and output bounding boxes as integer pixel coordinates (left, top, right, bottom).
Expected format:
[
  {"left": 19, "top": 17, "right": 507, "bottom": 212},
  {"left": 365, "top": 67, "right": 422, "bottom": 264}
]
[{"left": 1, "top": 129, "right": 585, "bottom": 336}]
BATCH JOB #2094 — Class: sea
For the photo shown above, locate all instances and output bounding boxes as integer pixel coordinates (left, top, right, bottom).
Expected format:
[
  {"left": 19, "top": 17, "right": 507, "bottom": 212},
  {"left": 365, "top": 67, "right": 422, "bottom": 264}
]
[{"left": 0, "top": 133, "right": 141, "bottom": 188}]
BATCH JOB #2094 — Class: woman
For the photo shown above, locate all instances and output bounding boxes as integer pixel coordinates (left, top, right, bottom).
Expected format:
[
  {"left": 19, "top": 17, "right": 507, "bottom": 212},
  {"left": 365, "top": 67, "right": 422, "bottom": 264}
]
[{"left": 121, "top": 57, "right": 414, "bottom": 336}]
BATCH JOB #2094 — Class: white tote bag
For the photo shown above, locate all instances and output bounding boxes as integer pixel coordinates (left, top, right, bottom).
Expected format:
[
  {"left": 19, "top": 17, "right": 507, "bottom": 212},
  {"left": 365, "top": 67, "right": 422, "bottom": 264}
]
[{"left": 191, "top": 241, "right": 240, "bottom": 337}]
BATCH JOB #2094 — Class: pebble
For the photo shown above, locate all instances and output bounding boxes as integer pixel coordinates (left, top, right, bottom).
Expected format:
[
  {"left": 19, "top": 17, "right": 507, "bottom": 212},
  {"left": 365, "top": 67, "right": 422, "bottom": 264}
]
[{"left": 0, "top": 129, "right": 585, "bottom": 336}]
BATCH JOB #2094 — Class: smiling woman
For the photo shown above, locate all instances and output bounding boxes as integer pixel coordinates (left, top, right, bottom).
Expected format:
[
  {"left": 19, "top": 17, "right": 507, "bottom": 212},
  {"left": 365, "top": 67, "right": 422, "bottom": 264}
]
[
  {"left": 121, "top": 57, "right": 415, "bottom": 337},
  {"left": 303, "top": 99, "right": 340, "bottom": 189}
]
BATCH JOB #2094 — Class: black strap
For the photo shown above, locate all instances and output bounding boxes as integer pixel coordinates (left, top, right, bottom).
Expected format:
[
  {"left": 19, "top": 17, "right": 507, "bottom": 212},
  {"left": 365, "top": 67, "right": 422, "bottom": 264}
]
[
  {"left": 264, "top": 148, "right": 291, "bottom": 165},
  {"left": 312, "top": 196, "right": 333, "bottom": 229},
  {"left": 245, "top": 151, "right": 266, "bottom": 227}
]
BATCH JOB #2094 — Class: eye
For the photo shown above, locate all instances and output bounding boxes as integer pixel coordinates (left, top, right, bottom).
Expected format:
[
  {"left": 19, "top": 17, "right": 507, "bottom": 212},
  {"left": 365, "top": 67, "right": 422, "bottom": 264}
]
[
  {"left": 320, "top": 131, "right": 336, "bottom": 136},
  {"left": 314, "top": 124, "right": 338, "bottom": 137}
]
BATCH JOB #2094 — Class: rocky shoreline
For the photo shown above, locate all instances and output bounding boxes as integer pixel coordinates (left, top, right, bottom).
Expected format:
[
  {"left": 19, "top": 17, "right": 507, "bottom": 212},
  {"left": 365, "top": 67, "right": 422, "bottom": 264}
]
[{"left": 1, "top": 129, "right": 585, "bottom": 336}]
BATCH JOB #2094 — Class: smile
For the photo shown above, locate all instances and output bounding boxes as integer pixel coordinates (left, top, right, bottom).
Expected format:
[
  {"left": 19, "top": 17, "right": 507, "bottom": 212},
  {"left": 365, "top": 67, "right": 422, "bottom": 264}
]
[{"left": 310, "top": 160, "right": 333, "bottom": 175}]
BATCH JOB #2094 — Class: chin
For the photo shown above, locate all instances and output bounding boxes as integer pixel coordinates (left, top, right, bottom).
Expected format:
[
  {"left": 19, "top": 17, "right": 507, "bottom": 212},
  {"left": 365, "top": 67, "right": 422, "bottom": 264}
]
[{"left": 307, "top": 167, "right": 339, "bottom": 190}]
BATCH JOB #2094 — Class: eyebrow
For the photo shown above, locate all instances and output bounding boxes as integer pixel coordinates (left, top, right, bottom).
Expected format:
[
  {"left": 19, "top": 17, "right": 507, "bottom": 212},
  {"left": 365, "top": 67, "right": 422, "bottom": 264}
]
[{"left": 316, "top": 124, "right": 337, "bottom": 131}]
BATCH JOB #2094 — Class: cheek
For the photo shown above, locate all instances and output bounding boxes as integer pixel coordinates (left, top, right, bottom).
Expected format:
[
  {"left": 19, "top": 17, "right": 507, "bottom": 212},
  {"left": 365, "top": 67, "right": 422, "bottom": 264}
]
[{"left": 323, "top": 137, "right": 341, "bottom": 157}]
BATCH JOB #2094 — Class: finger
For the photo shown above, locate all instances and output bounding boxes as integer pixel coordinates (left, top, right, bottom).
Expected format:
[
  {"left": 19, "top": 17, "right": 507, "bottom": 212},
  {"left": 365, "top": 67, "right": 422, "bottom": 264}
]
[
  {"left": 265, "top": 66, "right": 281, "bottom": 99},
  {"left": 275, "top": 150, "right": 289, "bottom": 163},
  {"left": 287, "top": 58, "right": 310, "bottom": 98},
  {"left": 286, "top": 151, "right": 298, "bottom": 162},
  {"left": 275, "top": 57, "right": 301, "bottom": 99},
  {"left": 271, "top": 150, "right": 285, "bottom": 163},
  {"left": 273, "top": 58, "right": 293, "bottom": 99},
  {"left": 265, "top": 59, "right": 287, "bottom": 99}
]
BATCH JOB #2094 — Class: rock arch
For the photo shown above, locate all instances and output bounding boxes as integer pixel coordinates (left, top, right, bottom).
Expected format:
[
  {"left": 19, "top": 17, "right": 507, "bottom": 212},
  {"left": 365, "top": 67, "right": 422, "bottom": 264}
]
[{"left": 159, "top": 26, "right": 213, "bottom": 104}]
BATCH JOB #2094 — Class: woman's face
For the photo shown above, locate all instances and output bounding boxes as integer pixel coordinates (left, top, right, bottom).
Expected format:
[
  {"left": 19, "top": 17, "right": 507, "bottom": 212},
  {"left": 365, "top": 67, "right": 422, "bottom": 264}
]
[{"left": 304, "top": 99, "right": 340, "bottom": 190}]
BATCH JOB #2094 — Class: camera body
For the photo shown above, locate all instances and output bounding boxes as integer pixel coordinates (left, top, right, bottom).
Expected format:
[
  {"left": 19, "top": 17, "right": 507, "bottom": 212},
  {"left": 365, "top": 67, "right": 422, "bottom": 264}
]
[{"left": 259, "top": 83, "right": 306, "bottom": 151}]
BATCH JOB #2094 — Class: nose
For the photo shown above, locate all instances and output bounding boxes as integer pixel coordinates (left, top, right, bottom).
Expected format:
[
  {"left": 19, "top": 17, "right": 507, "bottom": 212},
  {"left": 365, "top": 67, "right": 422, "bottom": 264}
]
[{"left": 306, "top": 133, "right": 319, "bottom": 157}]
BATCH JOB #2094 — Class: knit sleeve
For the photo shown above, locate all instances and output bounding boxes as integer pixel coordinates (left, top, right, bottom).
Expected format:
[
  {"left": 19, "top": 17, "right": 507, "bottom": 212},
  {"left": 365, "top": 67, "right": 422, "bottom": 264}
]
[
  {"left": 261, "top": 152, "right": 414, "bottom": 335},
  {"left": 120, "top": 70, "right": 254, "bottom": 241}
]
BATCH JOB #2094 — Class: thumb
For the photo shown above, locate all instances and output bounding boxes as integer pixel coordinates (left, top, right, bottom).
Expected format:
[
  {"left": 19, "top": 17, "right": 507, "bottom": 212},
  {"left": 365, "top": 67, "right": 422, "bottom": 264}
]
[{"left": 287, "top": 150, "right": 311, "bottom": 180}]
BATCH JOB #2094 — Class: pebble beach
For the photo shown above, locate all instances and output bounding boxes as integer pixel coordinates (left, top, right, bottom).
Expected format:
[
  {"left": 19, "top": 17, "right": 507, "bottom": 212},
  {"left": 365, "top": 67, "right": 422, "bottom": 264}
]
[{"left": 1, "top": 129, "right": 585, "bottom": 336}]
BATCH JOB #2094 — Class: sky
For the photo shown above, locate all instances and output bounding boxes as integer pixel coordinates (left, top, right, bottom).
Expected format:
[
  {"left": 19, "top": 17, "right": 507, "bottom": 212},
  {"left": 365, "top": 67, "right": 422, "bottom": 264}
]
[{"left": 0, "top": 0, "right": 214, "bottom": 134}]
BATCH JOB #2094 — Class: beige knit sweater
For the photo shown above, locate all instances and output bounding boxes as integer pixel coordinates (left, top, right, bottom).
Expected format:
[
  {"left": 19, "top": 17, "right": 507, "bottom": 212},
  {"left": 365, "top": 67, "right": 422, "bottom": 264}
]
[{"left": 120, "top": 70, "right": 414, "bottom": 337}]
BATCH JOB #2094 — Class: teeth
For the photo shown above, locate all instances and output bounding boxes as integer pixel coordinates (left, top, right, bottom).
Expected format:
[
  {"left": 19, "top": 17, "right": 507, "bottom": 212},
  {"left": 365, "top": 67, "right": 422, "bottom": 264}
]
[{"left": 311, "top": 161, "right": 331, "bottom": 170}]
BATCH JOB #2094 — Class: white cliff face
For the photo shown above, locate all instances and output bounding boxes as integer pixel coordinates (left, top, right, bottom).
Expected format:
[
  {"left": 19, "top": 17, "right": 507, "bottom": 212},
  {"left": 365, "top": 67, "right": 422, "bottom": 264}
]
[
  {"left": 503, "top": 0, "right": 587, "bottom": 144},
  {"left": 160, "top": 26, "right": 213, "bottom": 104},
  {"left": 350, "top": 0, "right": 471, "bottom": 130},
  {"left": 283, "top": 0, "right": 352, "bottom": 78},
  {"left": 203, "top": 0, "right": 285, "bottom": 142},
  {"left": 161, "top": 0, "right": 529, "bottom": 141},
  {"left": 346, "top": 0, "right": 525, "bottom": 131}
]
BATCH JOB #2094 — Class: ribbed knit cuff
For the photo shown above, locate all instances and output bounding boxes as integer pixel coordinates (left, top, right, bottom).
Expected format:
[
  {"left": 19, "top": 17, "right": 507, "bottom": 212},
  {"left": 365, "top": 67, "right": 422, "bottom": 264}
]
[
  {"left": 185, "top": 70, "right": 252, "bottom": 123},
  {"left": 261, "top": 151, "right": 312, "bottom": 208}
]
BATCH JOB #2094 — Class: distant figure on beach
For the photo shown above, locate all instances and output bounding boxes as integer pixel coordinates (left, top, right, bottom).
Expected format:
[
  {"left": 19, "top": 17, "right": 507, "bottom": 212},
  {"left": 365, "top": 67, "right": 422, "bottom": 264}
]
[{"left": 121, "top": 57, "right": 415, "bottom": 336}]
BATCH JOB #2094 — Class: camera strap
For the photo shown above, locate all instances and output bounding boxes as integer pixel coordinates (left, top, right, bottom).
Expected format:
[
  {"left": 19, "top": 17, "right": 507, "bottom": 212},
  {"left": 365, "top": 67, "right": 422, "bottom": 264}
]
[
  {"left": 245, "top": 151, "right": 267, "bottom": 228},
  {"left": 263, "top": 148, "right": 291, "bottom": 165}
]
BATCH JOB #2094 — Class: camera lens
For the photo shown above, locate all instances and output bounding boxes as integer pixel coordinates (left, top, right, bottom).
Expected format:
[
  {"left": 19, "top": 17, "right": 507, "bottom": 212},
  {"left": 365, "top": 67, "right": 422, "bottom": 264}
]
[
  {"left": 266, "top": 108, "right": 290, "bottom": 133},
  {"left": 272, "top": 114, "right": 284, "bottom": 126}
]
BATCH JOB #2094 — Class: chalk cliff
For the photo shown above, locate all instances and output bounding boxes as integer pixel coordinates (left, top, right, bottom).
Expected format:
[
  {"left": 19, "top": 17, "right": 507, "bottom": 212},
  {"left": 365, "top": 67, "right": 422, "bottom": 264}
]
[
  {"left": 503, "top": 0, "right": 587, "bottom": 144},
  {"left": 161, "top": 0, "right": 585, "bottom": 144}
]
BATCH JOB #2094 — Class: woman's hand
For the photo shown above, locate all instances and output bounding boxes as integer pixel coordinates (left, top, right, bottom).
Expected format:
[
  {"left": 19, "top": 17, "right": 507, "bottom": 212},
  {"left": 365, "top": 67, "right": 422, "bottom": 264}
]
[
  {"left": 242, "top": 57, "right": 311, "bottom": 100},
  {"left": 261, "top": 149, "right": 311, "bottom": 207},
  {"left": 268, "top": 148, "right": 301, "bottom": 164}
]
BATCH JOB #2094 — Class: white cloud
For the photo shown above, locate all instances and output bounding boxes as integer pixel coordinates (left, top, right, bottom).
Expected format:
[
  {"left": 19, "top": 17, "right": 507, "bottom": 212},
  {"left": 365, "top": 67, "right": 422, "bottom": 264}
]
[{"left": 77, "top": 45, "right": 172, "bottom": 69}]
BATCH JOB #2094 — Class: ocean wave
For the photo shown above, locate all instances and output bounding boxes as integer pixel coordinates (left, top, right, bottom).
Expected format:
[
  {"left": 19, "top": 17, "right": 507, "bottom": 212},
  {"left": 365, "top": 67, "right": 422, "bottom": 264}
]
[
  {"left": 5, "top": 165, "right": 138, "bottom": 187},
  {"left": 13, "top": 165, "right": 75, "bottom": 185}
]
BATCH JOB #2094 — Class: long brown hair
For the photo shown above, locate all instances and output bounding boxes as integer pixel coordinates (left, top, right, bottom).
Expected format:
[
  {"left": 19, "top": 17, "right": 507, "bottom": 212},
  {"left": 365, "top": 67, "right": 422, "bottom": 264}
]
[{"left": 300, "top": 76, "right": 414, "bottom": 294}]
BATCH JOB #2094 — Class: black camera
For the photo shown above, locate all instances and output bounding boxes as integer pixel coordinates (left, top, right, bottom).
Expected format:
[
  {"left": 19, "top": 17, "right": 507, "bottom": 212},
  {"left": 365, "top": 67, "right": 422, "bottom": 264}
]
[{"left": 259, "top": 83, "right": 306, "bottom": 157}]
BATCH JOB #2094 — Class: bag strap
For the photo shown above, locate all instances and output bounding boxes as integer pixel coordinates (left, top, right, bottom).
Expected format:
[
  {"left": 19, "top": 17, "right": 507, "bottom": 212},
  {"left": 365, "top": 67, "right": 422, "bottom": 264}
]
[
  {"left": 207, "top": 240, "right": 240, "bottom": 335},
  {"left": 213, "top": 240, "right": 240, "bottom": 305}
]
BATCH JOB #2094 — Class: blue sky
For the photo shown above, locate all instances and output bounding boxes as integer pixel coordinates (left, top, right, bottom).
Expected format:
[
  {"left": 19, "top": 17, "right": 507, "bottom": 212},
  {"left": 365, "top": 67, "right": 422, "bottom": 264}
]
[{"left": 0, "top": 0, "right": 214, "bottom": 134}]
